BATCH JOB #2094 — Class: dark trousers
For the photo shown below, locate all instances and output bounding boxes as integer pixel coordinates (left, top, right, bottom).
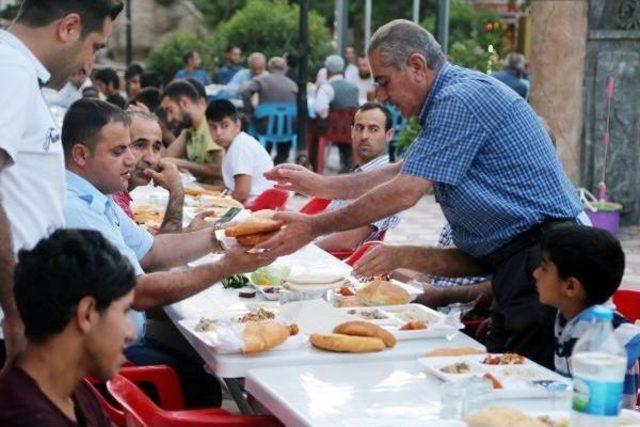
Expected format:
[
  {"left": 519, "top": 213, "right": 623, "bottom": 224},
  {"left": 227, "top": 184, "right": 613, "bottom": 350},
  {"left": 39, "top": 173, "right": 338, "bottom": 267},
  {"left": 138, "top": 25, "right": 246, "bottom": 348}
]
[
  {"left": 265, "top": 141, "right": 292, "bottom": 165},
  {"left": 125, "top": 338, "right": 222, "bottom": 408},
  {"left": 0, "top": 339, "right": 5, "bottom": 366},
  {"left": 484, "top": 242, "right": 557, "bottom": 369}
]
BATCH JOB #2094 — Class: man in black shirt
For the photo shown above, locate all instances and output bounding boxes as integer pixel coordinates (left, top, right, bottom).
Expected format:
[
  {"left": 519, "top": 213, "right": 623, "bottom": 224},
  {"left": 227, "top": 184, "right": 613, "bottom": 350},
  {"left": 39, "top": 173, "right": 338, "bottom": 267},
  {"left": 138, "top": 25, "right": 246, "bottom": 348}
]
[{"left": 0, "top": 229, "right": 137, "bottom": 426}]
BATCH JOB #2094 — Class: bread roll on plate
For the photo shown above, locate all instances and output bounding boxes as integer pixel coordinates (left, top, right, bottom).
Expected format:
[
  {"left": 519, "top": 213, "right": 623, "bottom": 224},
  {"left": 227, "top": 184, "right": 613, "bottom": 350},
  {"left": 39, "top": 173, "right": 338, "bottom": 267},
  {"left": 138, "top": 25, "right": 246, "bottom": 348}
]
[
  {"left": 242, "top": 321, "right": 296, "bottom": 354},
  {"left": 333, "top": 321, "right": 396, "bottom": 348},
  {"left": 310, "top": 333, "right": 385, "bottom": 353},
  {"left": 356, "top": 279, "right": 411, "bottom": 306}
]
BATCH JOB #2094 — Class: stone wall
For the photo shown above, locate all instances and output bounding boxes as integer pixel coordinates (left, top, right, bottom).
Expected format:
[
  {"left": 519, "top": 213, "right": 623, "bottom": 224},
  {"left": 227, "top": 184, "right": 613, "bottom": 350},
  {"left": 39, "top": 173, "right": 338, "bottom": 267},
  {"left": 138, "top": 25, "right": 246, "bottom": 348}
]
[
  {"left": 582, "top": 0, "right": 640, "bottom": 223},
  {"left": 108, "top": 0, "right": 208, "bottom": 63}
]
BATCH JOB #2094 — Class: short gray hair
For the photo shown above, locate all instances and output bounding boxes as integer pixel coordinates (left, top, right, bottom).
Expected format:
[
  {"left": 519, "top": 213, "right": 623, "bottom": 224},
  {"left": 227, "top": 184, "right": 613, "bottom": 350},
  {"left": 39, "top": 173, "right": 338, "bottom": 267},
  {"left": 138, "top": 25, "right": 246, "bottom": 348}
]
[
  {"left": 367, "top": 19, "right": 445, "bottom": 70},
  {"left": 268, "top": 56, "right": 287, "bottom": 73},
  {"left": 505, "top": 52, "right": 525, "bottom": 73},
  {"left": 325, "top": 55, "right": 345, "bottom": 73},
  {"left": 126, "top": 110, "right": 158, "bottom": 124},
  {"left": 248, "top": 52, "right": 266, "bottom": 65}
]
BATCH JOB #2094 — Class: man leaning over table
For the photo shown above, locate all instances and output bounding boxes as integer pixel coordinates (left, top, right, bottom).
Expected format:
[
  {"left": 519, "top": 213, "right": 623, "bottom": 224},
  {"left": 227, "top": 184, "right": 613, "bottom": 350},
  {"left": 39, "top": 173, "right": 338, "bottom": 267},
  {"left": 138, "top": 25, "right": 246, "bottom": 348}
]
[
  {"left": 113, "top": 110, "right": 215, "bottom": 233},
  {"left": 161, "top": 80, "right": 223, "bottom": 185},
  {"left": 62, "top": 98, "right": 277, "bottom": 407},
  {"left": 0, "top": 0, "right": 123, "bottom": 372},
  {"left": 258, "top": 19, "right": 583, "bottom": 369}
]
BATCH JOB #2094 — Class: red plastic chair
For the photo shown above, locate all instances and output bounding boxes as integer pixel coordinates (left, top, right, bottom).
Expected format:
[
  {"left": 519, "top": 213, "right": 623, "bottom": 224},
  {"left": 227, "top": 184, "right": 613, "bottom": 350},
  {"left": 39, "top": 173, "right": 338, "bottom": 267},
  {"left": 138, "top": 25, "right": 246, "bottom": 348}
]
[
  {"left": 299, "top": 197, "right": 331, "bottom": 215},
  {"left": 107, "top": 374, "right": 282, "bottom": 427},
  {"left": 613, "top": 288, "right": 640, "bottom": 322},
  {"left": 245, "top": 188, "right": 290, "bottom": 212},
  {"left": 86, "top": 365, "right": 229, "bottom": 426},
  {"left": 317, "top": 109, "right": 357, "bottom": 173}
]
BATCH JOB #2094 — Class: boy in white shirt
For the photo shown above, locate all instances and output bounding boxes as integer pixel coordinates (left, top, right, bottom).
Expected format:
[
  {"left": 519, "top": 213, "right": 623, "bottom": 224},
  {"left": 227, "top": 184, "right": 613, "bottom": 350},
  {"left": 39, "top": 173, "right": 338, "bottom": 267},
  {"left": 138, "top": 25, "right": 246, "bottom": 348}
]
[{"left": 205, "top": 100, "right": 274, "bottom": 204}]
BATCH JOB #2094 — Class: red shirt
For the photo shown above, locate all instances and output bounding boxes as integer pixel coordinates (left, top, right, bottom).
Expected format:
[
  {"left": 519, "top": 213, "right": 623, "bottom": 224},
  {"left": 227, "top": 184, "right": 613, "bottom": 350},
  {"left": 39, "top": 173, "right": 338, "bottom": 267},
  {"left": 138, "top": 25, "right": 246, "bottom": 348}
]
[
  {"left": 112, "top": 190, "right": 134, "bottom": 219},
  {"left": 0, "top": 366, "right": 111, "bottom": 426}
]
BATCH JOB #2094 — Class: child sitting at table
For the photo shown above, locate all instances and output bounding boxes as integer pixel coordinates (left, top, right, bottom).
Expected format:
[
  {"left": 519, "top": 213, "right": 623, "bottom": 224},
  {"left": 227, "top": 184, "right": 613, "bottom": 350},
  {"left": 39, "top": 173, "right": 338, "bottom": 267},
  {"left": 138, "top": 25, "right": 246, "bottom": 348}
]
[
  {"left": 534, "top": 224, "right": 640, "bottom": 408},
  {"left": 205, "top": 99, "right": 274, "bottom": 204}
]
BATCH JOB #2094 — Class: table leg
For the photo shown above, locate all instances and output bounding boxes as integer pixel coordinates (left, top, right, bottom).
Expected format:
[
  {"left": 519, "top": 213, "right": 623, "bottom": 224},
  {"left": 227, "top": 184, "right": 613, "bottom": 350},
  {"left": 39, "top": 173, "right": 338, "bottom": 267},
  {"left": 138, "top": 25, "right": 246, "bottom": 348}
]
[{"left": 224, "top": 378, "right": 256, "bottom": 415}]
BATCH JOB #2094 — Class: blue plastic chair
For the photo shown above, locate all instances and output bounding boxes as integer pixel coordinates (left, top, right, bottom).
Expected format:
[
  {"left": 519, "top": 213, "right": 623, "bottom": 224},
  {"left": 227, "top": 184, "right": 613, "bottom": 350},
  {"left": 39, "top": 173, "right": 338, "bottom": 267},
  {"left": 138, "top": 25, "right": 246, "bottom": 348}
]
[
  {"left": 249, "top": 102, "right": 297, "bottom": 157},
  {"left": 387, "top": 104, "right": 406, "bottom": 161}
]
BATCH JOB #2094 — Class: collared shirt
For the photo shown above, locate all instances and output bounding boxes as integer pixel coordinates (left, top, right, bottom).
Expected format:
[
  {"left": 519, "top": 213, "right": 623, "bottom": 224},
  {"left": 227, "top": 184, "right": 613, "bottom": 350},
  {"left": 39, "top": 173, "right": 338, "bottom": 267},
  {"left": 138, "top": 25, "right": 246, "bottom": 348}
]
[
  {"left": 430, "top": 223, "right": 490, "bottom": 287},
  {"left": 174, "top": 68, "right": 211, "bottom": 86},
  {"left": 222, "top": 69, "right": 268, "bottom": 100},
  {"left": 112, "top": 190, "right": 134, "bottom": 219},
  {"left": 178, "top": 118, "right": 222, "bottom": 165},
  {"left": 64, "top": 171, "right": 152, "bottom": 342},
  {"left": 402, "top": 63, "right": 581, "bottom": 257},
  {"left": 216, "top": 63, "right": 244, "bottom": 85},
  {"left": 315, "top": 74, "right": 343, "bottom": 119},
  {"left": 554, "top": 306, "right": 640, "bottom": 409},
  {"left": 0, "top": 30, "right": 66, "bottom": 337},
  {"left": 44, "top": 77, "right": 93, "bottom": 109},
  {"left": 327, "top": 155, "right": 401, "bottom": 244}
]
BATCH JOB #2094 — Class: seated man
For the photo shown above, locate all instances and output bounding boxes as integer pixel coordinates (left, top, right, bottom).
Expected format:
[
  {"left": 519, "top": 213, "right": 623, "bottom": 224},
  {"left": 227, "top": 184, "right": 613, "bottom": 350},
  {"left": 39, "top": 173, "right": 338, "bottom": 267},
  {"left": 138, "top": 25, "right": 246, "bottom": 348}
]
[
  {"left": 535, "top": 224, "right": 640, "bottom": 409},
  {"left": 315, "top": 102, "right": 400, "bottom": 252},
  {"left": 206, "top": 100, "right": 274, "bottom": 204},
  {"left": 0, "top": 229, "right": 136, "bottom": 426},
  {"left": 62, "top": 98, "right": 276, "bottom": 406},
  {"left": 94, "top": 67, "right": 126, "bottom": 109},
  {"left": 161, "top": 80, "right": 223, "bottom": 184},
  {"left": 113, "top": 110, "right": 212, "bottom": 233}
]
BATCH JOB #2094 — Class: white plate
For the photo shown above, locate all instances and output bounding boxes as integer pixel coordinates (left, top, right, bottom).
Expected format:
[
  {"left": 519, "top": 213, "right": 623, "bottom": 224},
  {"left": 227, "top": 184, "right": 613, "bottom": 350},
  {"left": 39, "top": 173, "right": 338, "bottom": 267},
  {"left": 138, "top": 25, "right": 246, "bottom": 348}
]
[
  {"left": 337, "top": 304, "right": 462, "bottom": 340},
  {"left": 418, "top": 354, "right": 572, "bottom": 399}
]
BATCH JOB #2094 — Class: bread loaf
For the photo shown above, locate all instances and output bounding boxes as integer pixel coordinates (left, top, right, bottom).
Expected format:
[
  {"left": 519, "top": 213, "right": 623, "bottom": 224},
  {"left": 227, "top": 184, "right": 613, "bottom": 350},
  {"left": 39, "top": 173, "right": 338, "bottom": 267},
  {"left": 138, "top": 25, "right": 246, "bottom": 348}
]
[
  {"left": 242, "top": 321, "right": 291, "bottom": 354},
  {"left": 333, "top": 321, "right": 396, "bottom": 348},
  {"left": 225, "top": 218, "right": 282, "bottom": 237},
  {"left": 356, "top": 279, "right": 411, "bottom": 306},
  {"left": 310, "top": 333, "right": 385, "bottom": 353}
]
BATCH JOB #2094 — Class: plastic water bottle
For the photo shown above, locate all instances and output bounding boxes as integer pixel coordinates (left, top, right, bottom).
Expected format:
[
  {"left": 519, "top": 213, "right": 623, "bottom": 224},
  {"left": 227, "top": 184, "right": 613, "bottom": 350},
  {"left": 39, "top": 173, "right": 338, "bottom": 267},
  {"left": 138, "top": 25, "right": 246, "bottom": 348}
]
[{"left": 569, "top": 306, "right": 627, "bottom": 427}]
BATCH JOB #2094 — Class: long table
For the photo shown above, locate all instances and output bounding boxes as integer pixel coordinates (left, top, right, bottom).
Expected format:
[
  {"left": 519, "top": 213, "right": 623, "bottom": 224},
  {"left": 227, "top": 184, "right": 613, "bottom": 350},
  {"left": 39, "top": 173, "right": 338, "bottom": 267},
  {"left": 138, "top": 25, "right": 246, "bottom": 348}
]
[{"left": 245, "top": 360, "right": 571, "bottom": 427}]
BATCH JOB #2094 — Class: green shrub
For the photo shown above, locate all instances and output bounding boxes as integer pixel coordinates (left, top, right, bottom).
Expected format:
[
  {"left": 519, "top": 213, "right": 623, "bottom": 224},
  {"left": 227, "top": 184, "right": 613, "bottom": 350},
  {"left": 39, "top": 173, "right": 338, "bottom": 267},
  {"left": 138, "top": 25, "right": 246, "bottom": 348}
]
[
  {"left": 146, "top": 31, "right": 209, "bottom": 84},
  {"left": 202, "top": 0, "right": 333, "bottom": 79}
]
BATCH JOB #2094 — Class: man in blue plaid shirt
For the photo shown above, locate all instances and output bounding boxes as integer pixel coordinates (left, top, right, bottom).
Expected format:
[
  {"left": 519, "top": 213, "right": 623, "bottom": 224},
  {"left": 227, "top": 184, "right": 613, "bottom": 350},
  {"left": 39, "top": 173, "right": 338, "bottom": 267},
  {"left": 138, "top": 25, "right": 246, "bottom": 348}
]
[{"left": 260, "top": 20, "right": 581, "bottom": 368}]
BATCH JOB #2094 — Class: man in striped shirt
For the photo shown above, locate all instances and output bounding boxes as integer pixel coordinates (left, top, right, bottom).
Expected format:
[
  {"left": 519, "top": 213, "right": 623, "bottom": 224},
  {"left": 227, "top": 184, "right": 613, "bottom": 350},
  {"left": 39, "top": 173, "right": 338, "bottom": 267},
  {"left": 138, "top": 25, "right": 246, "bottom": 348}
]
[{"left": 316, "top": 102, "right": 401, "bottom": 252}]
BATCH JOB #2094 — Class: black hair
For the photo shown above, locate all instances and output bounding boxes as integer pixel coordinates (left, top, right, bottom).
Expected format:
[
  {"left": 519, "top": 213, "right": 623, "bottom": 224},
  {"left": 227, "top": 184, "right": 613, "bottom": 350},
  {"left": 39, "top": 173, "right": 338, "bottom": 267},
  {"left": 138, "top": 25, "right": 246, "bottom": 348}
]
[
  {"left": 186, "top": 78, "right": 207, "bottom": 100},
  {"left": 540, "top": 224, "right": 625, "bottom": 305},
  {"left": 125, "top": 63, "right": 144, "bottom": 81},
  {"left": 82, "top": 86, "right": 100, "bottom": 99},
  {"left": 183, "top": 51, "right": 197, "bottom": 65},
  {"left": 135, "top": 87, "right": 162, "bottom": 113},
  {"left": 14, "top": 229, "right": 136, "bottom": 342},
  {"left": 354, "top": 102, "right": 392, "bottom": 131},
  {"left": 140, "top": 71, "right": 162, "bottom": 90},
  {"left": 226, "top": 45, "right": 240, "bottom": 54},
  {"left": 62, "top": 98, "right": 129, "bottom": 158},
  {"left": 285, "top": 52, "right": 299, "bottom": 68},
  {"left": 162, "top": 80, "right": 200, "bottom": 103},
  {"left": 94, "top": 67, "right": 120, "bottom": 90},
  {"left": 16, "top": 0, "right": 123, "bottom": 36},
  {"left": 205, "top": 99, "right": 239, "bottom": 123}
]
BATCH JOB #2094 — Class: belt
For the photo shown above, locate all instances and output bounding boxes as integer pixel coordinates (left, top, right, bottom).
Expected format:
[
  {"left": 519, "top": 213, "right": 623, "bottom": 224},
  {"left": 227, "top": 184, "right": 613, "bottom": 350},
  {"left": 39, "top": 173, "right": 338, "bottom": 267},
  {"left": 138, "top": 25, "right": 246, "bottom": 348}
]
[{"left": 480, "top": 218, "right": 577, "bottom": 268}]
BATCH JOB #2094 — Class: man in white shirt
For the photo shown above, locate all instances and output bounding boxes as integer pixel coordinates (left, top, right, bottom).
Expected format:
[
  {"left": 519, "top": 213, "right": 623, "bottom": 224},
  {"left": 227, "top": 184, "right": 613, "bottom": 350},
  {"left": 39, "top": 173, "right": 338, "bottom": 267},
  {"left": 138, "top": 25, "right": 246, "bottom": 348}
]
[
  {"left": 344, "top": 46, "right": 359, "bottom": 84},
  {"left": 44, "top": 68, "right": 93, "bottom": 109},
  {"left": 206, "top": 100, "right": 274, "bottom": 204},
  {"left": 0, "top": 0, "right": 123, "bottom": 371},
  {"left": 354, "top": 55, "right": 376, "bottom": 105}
]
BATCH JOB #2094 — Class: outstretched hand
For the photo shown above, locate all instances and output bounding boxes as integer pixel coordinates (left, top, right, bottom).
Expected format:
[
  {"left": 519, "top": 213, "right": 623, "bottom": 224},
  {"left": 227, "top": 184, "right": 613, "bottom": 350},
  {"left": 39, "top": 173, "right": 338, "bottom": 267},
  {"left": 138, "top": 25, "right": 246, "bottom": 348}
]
[
  {"left": 253, "top": 211, "right": 319, "bottom": 257},
  {"left": 352, "top": 244, "right": 405, "bottom": 278},
  {"left": 263, "top": 163, "right": 324, "bottom": 196}
]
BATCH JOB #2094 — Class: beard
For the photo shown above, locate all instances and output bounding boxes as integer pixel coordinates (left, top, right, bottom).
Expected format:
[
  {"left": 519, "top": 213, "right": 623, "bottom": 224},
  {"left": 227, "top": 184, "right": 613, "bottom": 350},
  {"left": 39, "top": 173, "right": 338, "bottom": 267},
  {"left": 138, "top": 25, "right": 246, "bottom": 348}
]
[{"left": 358, "top": 70, "right": 371, "bottom": 79}]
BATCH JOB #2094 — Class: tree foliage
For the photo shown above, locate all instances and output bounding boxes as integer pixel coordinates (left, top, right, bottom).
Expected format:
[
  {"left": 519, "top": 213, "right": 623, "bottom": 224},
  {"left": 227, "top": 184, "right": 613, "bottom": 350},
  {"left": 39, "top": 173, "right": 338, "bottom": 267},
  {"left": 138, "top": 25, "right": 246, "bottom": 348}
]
[{"left": 147, "top": 0, "right": 332, "bottom": 83}]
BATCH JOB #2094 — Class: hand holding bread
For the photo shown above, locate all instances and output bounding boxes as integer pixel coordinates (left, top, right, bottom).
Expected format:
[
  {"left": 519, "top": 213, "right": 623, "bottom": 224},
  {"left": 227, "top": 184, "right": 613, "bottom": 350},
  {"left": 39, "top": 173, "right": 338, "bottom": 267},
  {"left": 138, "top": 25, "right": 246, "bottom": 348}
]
[{"left": 225, "top": 218, "right": 283, "bottom": 247}]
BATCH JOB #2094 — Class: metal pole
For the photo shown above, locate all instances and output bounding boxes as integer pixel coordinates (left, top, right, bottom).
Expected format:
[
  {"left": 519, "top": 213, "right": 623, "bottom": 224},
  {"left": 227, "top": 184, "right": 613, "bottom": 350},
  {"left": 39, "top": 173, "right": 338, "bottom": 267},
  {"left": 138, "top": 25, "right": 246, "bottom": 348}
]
[
  {"left": 335, "top": 0, "right": 349, "bottom": 55},
  {"left": 125, "top": 0, "right": 132, "bottom": 65},
  {"left": 436, "top": 0, "right": 450, "bottom": 54},
  {"left": 413, "top": 0, "right": 420, "bottom": 24},
  {"left": 296, "top": 0, "right": 309, "bottom": 156},
  {"left": 364, "top": 0, "right": 372, "bottom": 49}
]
